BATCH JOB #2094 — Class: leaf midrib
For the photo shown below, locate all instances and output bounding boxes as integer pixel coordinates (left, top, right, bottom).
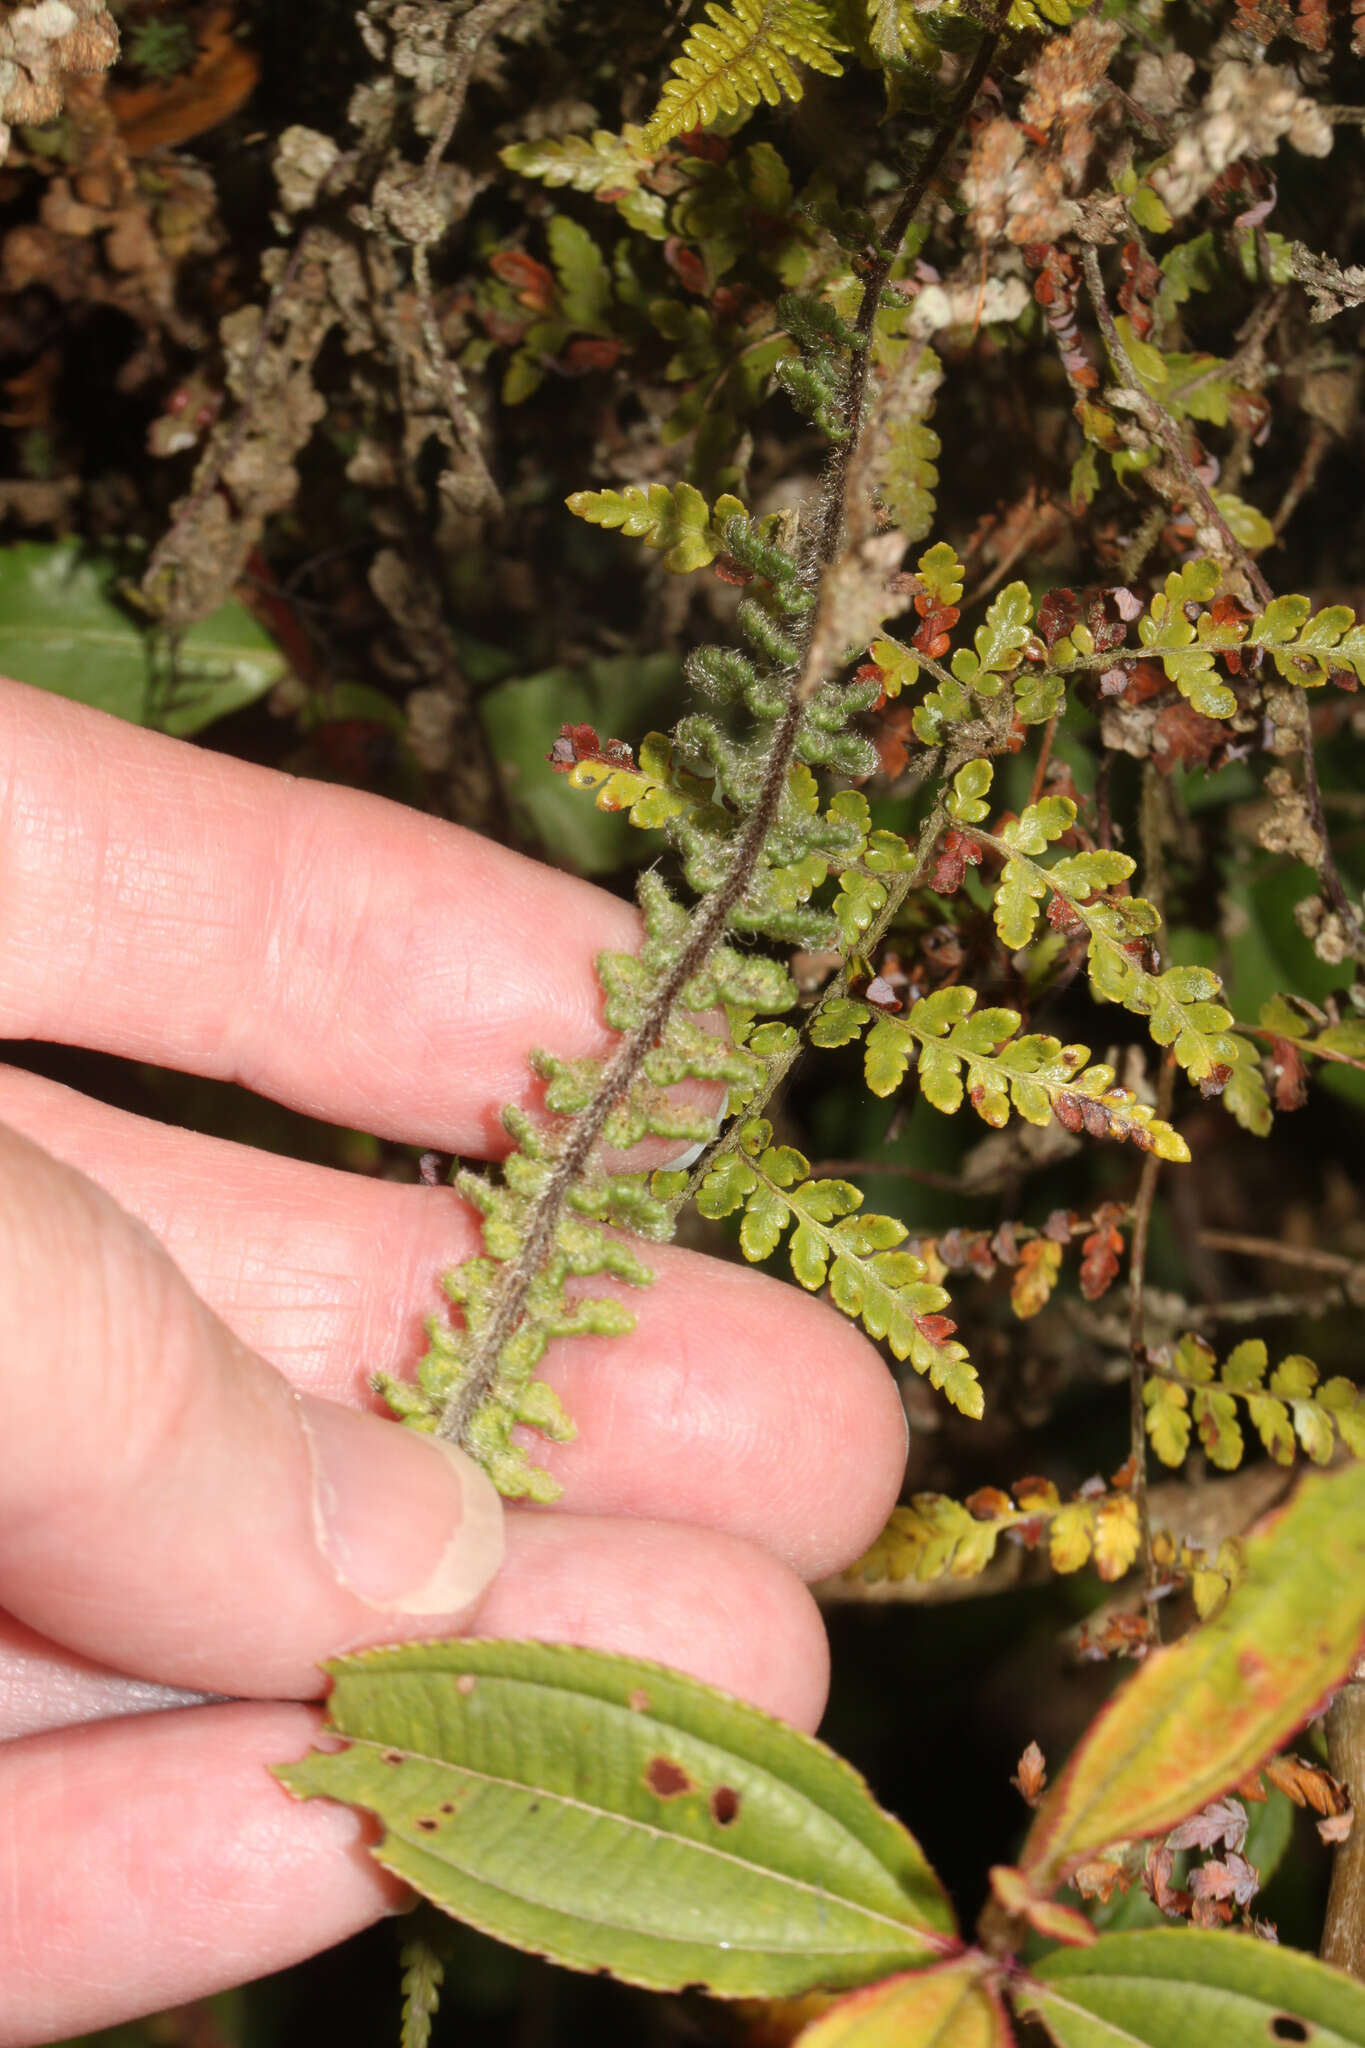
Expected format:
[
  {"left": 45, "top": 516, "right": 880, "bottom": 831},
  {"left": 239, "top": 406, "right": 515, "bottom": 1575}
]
[{"left": 349, "top": 1732, "right": 943, "bottom": 1952}]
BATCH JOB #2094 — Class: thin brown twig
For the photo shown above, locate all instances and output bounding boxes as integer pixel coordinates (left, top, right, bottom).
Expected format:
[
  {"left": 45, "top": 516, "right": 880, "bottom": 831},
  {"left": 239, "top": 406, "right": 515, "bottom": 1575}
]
[
  {"left": 1026, "top": 711, "right": 1058, "bottom": 808},
  {"left": 1128, "top": 1053, "right": 1176, "bottom": 1633},
  {"left": 143, "top": 158, "right": 354, "bottom": 601},
  {"left": 1082, "top": 244, "right": 1365, "bottom": 973},
  {"left": 403, "top": 0, "right": 533, "bottom": 517},
  {"left": 1324, "top": 1666, "right": 1365, "bottom": 1981},
  {"left": 1194, "top": 1230, "right": 1365, "bottom": 1283}
]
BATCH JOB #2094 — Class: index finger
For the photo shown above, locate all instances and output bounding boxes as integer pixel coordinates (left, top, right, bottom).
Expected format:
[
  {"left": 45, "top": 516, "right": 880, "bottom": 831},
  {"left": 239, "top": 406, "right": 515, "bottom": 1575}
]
[{"left": 0, "top": 680, "right": 640, "bottom": 1156}]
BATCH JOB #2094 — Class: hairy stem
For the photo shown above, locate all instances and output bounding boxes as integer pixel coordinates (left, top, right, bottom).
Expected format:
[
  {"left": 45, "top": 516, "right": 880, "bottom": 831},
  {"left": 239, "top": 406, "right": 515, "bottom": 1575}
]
[{"left": 437, "top": 34, "right": 1006, "bottom": 1447}]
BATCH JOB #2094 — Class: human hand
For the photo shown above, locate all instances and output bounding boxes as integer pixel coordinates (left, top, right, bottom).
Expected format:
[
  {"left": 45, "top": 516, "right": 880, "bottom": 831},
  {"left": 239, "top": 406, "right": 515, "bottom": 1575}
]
[{"left": 0, "top": 679, "right": 906, "bottom": 2044}]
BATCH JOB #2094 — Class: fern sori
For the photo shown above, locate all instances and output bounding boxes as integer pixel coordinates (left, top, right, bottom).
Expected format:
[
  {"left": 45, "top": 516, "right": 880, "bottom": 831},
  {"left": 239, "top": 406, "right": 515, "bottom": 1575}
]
[{"left": 643, "top": 0, "right": 847, "bottom": 149}]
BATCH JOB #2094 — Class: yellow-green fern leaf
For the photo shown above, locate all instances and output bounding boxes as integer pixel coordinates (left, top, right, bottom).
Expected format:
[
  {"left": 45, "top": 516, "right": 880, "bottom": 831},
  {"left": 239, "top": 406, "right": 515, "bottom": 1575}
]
[{"left": 644, "top": 0, "right": 847, "bottom": 150}]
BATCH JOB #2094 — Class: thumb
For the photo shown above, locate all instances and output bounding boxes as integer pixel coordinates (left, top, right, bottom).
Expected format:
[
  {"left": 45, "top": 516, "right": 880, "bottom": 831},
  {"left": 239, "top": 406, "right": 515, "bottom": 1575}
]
[{"left": 0, "top": 1121, "right": 504, "bottom": 1699}]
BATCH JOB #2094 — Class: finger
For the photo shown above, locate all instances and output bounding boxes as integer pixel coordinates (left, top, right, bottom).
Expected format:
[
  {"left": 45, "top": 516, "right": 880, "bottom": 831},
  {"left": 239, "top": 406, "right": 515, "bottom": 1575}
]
[
  {"left": 0, "top": 1122, "right": 832, "bottom": 1723},
  {"left": 0, "top": 1067, "right": 908, "bottom": 1580},
  {"left": 0, "top": 1702, "right": 400, "bottom": 2045},
  {"left": 0, "top": 1612, "right": 212, "bottom": 1742},
  {"left": 0, "top": 679, "right": 642, "bottom": 1156}
]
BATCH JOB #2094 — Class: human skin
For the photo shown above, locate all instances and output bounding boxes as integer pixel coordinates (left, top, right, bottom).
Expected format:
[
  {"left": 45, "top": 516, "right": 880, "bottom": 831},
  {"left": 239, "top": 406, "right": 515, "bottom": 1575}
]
[{"left": 0, "top": 679, "right": 907, "bottom": 2044}]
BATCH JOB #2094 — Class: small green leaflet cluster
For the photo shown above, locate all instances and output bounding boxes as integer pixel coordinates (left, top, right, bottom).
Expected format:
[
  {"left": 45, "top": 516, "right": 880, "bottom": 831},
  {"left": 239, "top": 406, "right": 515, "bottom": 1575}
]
[
  {"left": 810, "top": 986, "right": 1189, "bottom": 1160},
  {"left": 375, "top": 874, "right": 795, "bottom": 1500},
  {"left": 565, "top": 481, "right": 757, "bottom": 574},
  {"left": 642, "top": 0, "right": 1094, "bottom": 151},
  {"left": 500, "top": 124, "right": 667, "bottom": 239},
  {"left": 642, "top": 0, "right": 848, "bottom": 148},
  {"left": 696, "top": 1118, "right": 981, "bottom": 1416},
  {"left": 1145, "top": 1335, "right": 1365, "bottom": 1473},
  {"left": 870, "top": 547, "right": 1365, "bottom": 750},
  {"left": 955, "top": 760, "right": 1242, "bottom": 1096}
]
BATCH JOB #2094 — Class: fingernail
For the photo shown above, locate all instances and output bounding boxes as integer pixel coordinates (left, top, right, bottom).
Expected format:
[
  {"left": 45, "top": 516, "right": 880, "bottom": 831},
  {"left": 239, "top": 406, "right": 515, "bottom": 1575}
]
[{"left": 298, "top": 1396, "right": 505, "bottom": 1616}]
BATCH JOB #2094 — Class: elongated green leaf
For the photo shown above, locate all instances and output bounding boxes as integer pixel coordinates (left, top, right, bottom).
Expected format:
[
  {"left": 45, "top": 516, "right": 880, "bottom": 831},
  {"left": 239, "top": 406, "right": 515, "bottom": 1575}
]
[
  {"left": 0, "top": 540, "right": 289, "bottom": 736},
  {"left": 1021, "top": 1929, "right": 1365, "bottom": 2047},
  {"left": 796, "top": 1956, "right": 1014, "bottom": 2047},
  {"left": 277, "top": 1639, "right": 956, "bottom": 1996},
  {"left": 1020, "top": 1461, "right": 1365, "bottom": 1887}
]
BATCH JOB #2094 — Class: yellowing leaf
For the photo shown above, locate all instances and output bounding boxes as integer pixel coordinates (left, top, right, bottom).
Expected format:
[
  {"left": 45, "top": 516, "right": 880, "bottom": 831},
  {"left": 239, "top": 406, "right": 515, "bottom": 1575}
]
[
  {"left": 278, "top": 1640, "right": 956, "bottom": 1996},
  {"left": 1012, "top": 1239, "right": 1063, "bottom": 1320},
  {"left": 794, "top": 1955, "right": 1015, "bottom": 2048},
  {"left": 1049, "top": 1504, "right": 1093, "bottom": 1575},
  {"left": 989, "top": 1865, "right": 1096, "bottom": 1949},
  {"left": 1020, "top": 1460, "right": 1365, "bottom": 1888},
  {"left": 1092, "top": 1498, "right": 1141, "bottom": 1583}
]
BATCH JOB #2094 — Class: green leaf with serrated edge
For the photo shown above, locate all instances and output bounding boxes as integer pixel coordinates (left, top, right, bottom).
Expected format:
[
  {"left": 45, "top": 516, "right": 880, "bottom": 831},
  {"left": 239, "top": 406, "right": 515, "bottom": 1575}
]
[
  {"left": 2, "top": 541, "right": 290, "bottom": 736},
  {"left": 793, "top": 1956, "right": 1014, "bottom": 2047},
  {"left": 865, "top": 1017, "right": 910, "bottom": 1096},
  {"left": 276, "top": 1640, "right": 955, "bottom": 1996},
  {"left": 950, "top": 582, "right": 1032, "bottom": 693},
  {"left": 548, "top": 215, "right": 612, "bottom": 331},
  {"left": 1019, "top": 1460, "right": 1365, "bottom": 1889},
  {"left": 948, "top": 758, "right": 993, "bottom": 824},
  {"left": 1022, "top": 1928, "right": 1365, "bottom": 2048}
]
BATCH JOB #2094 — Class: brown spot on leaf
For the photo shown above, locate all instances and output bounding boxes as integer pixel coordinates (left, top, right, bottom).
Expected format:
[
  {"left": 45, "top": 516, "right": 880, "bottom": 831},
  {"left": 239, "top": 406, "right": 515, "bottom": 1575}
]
[
  {"left": 1270, "top": 2021, "right": 1310, "bottom": 2043},
  {"left": 710, "top": 1785, "right": 741, "bottom": 1826},
  {"left": 627, "top": 1689, "right": 651, "bottom": 1712},
  {"left": 415, "top": 1816, "right": 439, "bottom": 1832},
  {"left": 456, "top": 1675, "right": 477, "bottom": 1696},
  {"left": 646, "top": 1757, "right": 694, "bottom": 1799},
  {"left": 382, "top": 1750, "right": 403, "bottom": 1765}
]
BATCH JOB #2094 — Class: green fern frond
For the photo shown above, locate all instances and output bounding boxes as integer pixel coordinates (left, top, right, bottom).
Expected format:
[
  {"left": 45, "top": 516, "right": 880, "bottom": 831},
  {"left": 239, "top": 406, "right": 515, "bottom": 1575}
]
[
  {"left": 566, "top": 481, "right": 752, "bottom": 572},
  {"left": 643, "top": 0, "right": 847, "bottom": 149},
  {"left": 1145, "top": 1335, "right": 1365, "bottom": 1473},
  {"left": 500, "top": 125, "right": 668, "bottom": 238},
  {"left": 954, "top": 770, "right": 1242, "bottom": 1094},
  {"left": 696, "top": 1117, "right": 981, "bottom": 1415},
  {"left": 810, "top": 987, "right": 1190, "bottom": 1160},
  {"left": 376, "top": 878, "right": 795, "bottom": 1499}
]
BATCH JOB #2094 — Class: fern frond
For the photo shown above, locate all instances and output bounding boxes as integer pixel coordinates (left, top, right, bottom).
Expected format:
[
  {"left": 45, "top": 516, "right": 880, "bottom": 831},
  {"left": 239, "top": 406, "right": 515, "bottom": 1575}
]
[
  {"left": 500, "top": 125, "right": 668, "bottom": 237},
  {"left": 849, "top": 1479, "right": 1140, "bottom": 1587},
  {"left": 643, "top": 0, "right": 847, "bottom": 149},
  {"left": 1145, "top": 1335, "right": 1365, "bottom": 1473},
  {"left": 696, "top": 1117, "right": 981, "bottom": 1415},
  {"left": 376, "top": 879, "right": 795, "bottom": 1498},
  {"left": 566, "top": 481, "right": 752, "bottom": 573},
  {"left": 810, "top": 987, "right": 1190, "bottom": 1159},
  {"left": 953, "top": 767, "right": 1242, "bottom": 1094}
]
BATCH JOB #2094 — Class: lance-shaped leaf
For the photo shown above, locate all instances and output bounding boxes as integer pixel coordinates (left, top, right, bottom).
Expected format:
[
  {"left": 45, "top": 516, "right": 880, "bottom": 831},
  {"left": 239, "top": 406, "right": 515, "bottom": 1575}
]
[
  {"left": 794, "top": 1955, "right": 1015, "bottom": 2047},
  {"left": 1019, "top": 1459, "right": 1365, "bottom": 1889},
  {"left": 1020, "top": 1928, "right": 1365, "bottom": 2047},
  {"left": 277, "top": 1640, "right": 956, "bottom": 1996}
]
